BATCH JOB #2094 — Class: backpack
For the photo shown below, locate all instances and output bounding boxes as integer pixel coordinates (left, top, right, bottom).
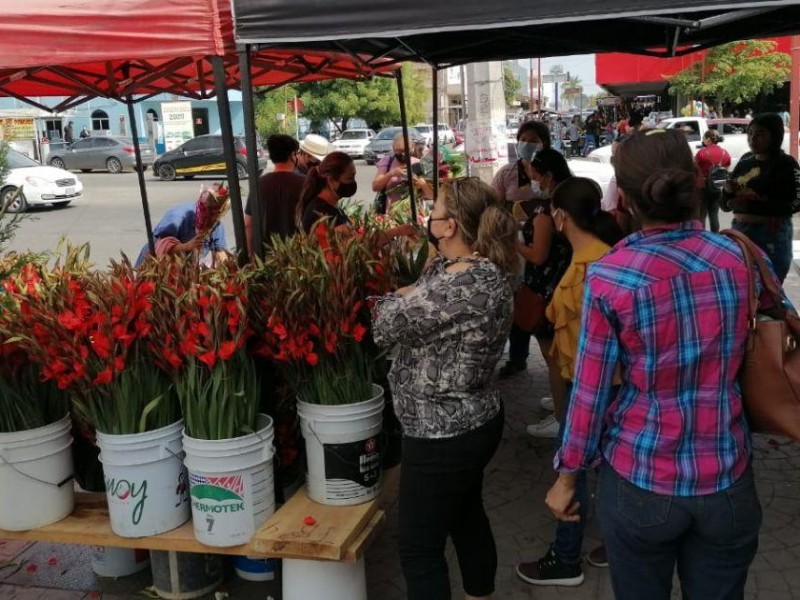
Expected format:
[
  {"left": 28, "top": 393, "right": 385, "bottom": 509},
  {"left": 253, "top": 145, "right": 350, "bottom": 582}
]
[{"left": 706, "top": 164, "right": 730, "bottom": 195}]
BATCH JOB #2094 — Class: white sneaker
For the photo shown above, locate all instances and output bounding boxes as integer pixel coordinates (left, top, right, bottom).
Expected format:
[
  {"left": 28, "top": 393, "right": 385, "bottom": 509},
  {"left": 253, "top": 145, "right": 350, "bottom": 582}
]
[
  {"left": 526, "top": 414, "right": 560, "bottom": 439},
  {"left": 539, "top": 396, "right": 554, "bottom": 412}
]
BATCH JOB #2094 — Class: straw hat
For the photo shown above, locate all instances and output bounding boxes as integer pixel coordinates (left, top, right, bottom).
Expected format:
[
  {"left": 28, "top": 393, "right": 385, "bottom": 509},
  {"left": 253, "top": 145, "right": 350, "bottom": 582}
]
[{"left": 299, "top": 134, "right": 332, "bottom": 161}]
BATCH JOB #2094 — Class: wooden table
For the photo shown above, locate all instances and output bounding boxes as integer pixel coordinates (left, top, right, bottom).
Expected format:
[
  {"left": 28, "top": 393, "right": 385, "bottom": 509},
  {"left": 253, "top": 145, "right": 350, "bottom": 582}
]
[{"left": 0, "top": 488, "right": 385, "bottom": 564}]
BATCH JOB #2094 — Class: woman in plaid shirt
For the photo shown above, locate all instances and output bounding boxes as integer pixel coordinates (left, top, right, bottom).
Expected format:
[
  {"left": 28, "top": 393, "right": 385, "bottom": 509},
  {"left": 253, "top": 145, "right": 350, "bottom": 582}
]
[{"left": 546, "top": 129, "right": 785, "bottom": 599}]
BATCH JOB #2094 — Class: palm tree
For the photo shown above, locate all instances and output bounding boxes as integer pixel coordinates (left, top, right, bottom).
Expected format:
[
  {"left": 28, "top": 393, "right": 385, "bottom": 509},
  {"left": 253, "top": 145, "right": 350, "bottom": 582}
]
[{"left": 561, "top": 75, "right": 583, "bottom": 110}]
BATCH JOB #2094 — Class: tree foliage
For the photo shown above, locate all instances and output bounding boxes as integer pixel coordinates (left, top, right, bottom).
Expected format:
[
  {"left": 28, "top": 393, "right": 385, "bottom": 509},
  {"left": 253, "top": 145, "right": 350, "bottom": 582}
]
[
  {"left": 295, "top": 64, "right": 428, "bottom": 132},
  {"left": 503, "top": 65, "right": 522, "bottom": 107},
  {"left": 254, "top": 85, "right": 299, "bottom": 139},
  {"left": 667, "top": 40, "right": 791, "bottom": 105},
  {"left": 561, "top": 74, "right": 583, "bottom": 105}
]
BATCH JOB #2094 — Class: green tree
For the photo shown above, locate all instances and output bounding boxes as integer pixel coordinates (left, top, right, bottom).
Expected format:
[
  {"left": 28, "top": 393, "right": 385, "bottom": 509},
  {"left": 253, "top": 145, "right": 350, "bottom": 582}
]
[
  {"left": 549, "top": 64, "right": 565, "bottom": 76},
  {"left": 561, "top": 74, "right": 583, "bottom": 107},
  {"left": 503, "top": 65, "right": 522, "bottom": 107},
  {"left": 296, "top": 64, "right": 428, "bottom": 132},
  {"left": 667, "top": 40, "right": 790, "bottom": 106},
  {"left": 254, "top": 84, "right": 299, "bottom": 139}
]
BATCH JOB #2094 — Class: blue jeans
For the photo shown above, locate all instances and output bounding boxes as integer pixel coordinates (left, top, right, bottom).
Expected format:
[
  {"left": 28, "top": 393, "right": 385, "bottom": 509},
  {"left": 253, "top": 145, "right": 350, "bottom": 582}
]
[
  {"left": 597, "top": 463, "right": 761, "bottom": 600},
  {"left": 732, "top": 217, "right": 793, "bottom": 283},
  {"left": 552, "top": 382, "right": 587, "bottom": 566}
]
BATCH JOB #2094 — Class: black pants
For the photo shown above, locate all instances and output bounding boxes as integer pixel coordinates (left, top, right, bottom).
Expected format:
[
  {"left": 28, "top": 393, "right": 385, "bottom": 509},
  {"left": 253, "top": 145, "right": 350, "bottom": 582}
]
[
  {"left": 700, "top": 188, "right": 721, "bottom": 233},
  {"left": 399, "top": 407, "right": 504, "bottom": 599}
]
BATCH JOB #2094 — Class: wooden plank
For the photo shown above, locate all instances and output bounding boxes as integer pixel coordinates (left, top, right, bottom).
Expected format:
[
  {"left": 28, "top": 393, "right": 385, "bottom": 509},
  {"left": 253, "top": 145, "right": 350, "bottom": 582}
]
[
  {"left": 250, "top": 488, "right": 379, "bottom": 561},
  {"left": 0, "top": 488, "right": 380, "bottom": 562},
  {"left": 343, "top": 510, "right": 386, "bottom": 563}
]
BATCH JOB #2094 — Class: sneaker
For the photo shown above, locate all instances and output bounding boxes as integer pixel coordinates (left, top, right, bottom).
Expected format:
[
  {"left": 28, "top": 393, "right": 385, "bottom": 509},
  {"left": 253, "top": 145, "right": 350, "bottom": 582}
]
[
  {"left": 526, "top": 414, "right": 560, "bottom": 438},
  {"left": 586, "top": 544, "right": 609, "bottom": 568},
  {"left": 498, "top": 361, "right": 526, "bottom": 378},
  {"left": 539, "top": 396, "right": 554, "bottom": 412},
  {"left": 516, "top": 548, "right": 584, "bottom": 586}
]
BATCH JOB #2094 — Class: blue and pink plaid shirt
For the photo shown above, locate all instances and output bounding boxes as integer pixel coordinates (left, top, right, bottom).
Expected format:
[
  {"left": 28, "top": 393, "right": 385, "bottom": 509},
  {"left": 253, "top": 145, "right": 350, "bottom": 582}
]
[{"left": 555, "top": 221, "right": 785, "bottom": 496}]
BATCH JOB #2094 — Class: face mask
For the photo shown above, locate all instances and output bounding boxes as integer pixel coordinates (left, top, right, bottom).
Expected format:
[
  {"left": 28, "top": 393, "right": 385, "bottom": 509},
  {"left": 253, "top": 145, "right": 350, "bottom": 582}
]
[
  {"left": 336, "top": 181, "right": 358, "bottom": 198},
  {"left": 427, "top": 217, "right": 448, "bottom": 250},
  {"left": 517, "top": 141, "right": 537, "bottom": 162},
  {"left": 394, "top": 152, "right": 407, "bottom": 163},
  {"left": 530, "top": 180, "right": 541, "bottom": 196},
  {"left": 539, "top": 187, "right": 551, "bottom": 201}
]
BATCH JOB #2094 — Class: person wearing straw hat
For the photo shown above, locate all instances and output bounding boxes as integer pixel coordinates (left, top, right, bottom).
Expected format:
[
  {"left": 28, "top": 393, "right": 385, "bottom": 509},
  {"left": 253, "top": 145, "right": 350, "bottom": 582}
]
[{"left": 294, "top": 133, "right": 332, "bottom": 176}]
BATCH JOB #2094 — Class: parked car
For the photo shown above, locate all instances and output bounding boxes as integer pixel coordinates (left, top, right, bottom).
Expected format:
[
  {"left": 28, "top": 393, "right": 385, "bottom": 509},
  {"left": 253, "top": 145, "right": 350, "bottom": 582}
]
[
  {"left": 363, "top": 127, "right": 425, "bottom": 165},
  {"left": 2, "top": 146, "right": 83, "bottom": 213},
  {"left": 47, "top": 136, "right": 154, "bottom": 174},
  {"left": 332, "top": 128, "right": 376, "bottom": 158},
  {"left": 437, "top": 123, "right": 456, "bottom": 144},
  {"left": 414, "top": 124, "right": 434, "bottom": 146},
  {"left": 153, "top": 135, "right": 268, "bottom": 181}
]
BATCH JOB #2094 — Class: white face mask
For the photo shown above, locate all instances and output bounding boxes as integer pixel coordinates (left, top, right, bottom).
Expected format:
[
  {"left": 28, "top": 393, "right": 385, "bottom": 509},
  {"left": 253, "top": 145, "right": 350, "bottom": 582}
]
[{"left": 530, "top": 180, "right": 541, "bottom": 196}]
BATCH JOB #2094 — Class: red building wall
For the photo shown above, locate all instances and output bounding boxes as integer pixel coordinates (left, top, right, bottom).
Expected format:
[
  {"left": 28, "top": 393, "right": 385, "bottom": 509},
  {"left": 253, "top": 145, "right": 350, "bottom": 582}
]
[{"left": 596, "top": 37, "right": 792, "bottom": 88}]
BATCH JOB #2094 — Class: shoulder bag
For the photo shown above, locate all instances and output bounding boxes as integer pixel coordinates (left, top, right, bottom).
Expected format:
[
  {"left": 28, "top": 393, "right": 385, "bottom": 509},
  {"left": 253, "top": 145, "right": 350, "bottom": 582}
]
[
  {"left": 373, "top": 157, "right": 393, "bottom": 215},
  {"left": 723, "top": 229, "right": 800, "bottom": 441}
]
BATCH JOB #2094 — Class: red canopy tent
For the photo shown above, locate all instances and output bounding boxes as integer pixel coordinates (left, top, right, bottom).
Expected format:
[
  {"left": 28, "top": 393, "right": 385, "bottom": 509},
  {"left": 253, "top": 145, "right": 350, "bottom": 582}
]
[{"left": 0, "top": 0, "right": 398, "bottom": 256}]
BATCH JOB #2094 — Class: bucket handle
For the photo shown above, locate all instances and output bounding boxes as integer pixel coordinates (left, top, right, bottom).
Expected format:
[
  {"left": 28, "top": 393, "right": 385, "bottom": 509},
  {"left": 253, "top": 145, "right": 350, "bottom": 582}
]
[
  {"left": 305, "top": 421, "right": 385, "bottom": 469},
  {"left": 164, "top": 447, "right": 187, "bottom": 462},
  {"left": 0, "top": 450, "right": 74, "bottom": 488}
]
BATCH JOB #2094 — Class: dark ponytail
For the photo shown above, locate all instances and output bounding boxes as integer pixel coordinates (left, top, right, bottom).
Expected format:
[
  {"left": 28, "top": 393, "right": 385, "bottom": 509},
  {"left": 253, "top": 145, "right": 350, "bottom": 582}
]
[
  {"left": 296, "top": 166, "right": 326, "bottom": 228},
  {"left": 552, "top": 177, "right": 624, "bottom": 247}
]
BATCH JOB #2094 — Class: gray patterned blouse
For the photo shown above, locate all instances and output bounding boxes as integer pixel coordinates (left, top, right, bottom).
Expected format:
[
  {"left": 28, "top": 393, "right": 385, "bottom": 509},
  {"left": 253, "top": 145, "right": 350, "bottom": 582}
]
[{"left": 372, "top": 255, "right": 513, "bottom": 439}]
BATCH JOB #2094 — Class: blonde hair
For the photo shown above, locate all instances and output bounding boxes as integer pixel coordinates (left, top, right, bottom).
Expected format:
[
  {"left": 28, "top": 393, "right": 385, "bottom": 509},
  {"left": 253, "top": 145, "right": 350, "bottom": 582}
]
[{"left": 438, "top": 178, "right": 518, "bottom": 272}]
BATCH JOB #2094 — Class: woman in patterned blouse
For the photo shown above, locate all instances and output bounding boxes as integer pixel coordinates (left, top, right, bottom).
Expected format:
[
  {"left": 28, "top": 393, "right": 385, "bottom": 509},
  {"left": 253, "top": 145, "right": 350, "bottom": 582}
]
[{"left": 372, "top": 177, "right": 517, "bottom": 600}]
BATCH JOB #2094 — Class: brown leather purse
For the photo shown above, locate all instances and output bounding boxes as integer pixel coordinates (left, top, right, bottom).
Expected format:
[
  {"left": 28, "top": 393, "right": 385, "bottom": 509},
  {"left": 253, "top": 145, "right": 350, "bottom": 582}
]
[
  {"left": 513, "top": 284, "right": 547, "bottom": 333},
  {"left": 724, "top": 229, "right": 800, "bottom": 441}
]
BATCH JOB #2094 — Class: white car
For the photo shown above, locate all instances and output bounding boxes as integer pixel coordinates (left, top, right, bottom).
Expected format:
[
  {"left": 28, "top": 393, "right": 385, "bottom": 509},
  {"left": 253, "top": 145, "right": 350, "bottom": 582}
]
[
  {"left": 437, "top": 123, "right": 456, "bottom": 145},
  {"left": 567, "top": 158, "right": 615, "bottom": 196},
  {"left": 414, "top": 124, "right": 434, "bottom": 146},
  {"left": 1, "top": 147, "right": 83, "bottom": 213},
  {"left": 332, "top": 128, "right": 376, "bottom": 158}
]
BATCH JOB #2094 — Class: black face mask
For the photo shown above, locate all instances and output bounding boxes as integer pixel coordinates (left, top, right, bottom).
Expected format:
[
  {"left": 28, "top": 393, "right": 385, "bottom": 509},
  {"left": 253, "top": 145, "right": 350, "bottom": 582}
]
[
  {"left": 394, "top": 152, "right": 407, "bottom": 163},
  {"left": 427, "top": 217, "right": 448, "bottom": 250},
  {"left": 336, "top": 181, "right": 358, "bottom": 198}
]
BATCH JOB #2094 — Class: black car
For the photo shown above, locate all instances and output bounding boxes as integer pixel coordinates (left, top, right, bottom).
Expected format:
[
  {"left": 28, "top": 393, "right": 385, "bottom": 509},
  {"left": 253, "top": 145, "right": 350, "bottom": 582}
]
[{"left": 153, "top": 135, "right": 267, "bottom": 181}]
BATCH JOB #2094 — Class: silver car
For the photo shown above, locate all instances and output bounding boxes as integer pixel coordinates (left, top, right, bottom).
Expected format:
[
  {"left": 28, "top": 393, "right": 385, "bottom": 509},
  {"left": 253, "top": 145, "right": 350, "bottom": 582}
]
[{"left": 47, "top": 136, "right": 154, "bottom": 174}]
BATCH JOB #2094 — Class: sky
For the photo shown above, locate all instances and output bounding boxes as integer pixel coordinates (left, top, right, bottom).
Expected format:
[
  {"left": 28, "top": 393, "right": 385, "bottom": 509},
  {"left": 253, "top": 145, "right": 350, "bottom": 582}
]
[{"left": 515, "top": 55, "right": 602, "bottom": 95}]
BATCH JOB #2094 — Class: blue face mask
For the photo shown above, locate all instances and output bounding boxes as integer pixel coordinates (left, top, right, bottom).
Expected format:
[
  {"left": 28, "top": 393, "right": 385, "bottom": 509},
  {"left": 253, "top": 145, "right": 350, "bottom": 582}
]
[{"left": 517, "top": 141, "right": 541, "bottom": 162}]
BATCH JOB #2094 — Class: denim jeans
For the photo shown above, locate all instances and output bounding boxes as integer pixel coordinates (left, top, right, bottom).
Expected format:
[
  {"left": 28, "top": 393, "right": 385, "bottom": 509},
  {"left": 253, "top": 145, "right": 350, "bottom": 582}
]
[
  {"left": 732, "top": 217, "right": 793, "bottom": 283},
  {"left": 399, "top": 408, "right": 504, "bottom": 599},
  {"left": 551, "top": 381, "right": 587, "bottom": 566},
  {"left": 597, "top": 463, "right": 761, "bottom": 600}
]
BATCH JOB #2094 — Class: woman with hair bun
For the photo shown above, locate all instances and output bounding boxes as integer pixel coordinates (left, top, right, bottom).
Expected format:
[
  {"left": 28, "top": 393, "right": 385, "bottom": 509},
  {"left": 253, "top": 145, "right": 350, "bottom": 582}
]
[
  {"left": 546, "top": 128, "right": 787, "bottom": 599},
  {"left": 517, "top": 178, "right": 622, "bottom": 587},
  {"left": 372, "top": 177, "right": 517, "bottom": 600}
]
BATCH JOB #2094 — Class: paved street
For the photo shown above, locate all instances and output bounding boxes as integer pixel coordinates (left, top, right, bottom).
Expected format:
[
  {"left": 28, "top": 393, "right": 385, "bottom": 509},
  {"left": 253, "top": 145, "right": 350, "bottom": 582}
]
[{"left": 6, "top": 163, "right": 379, "bottom": 264}]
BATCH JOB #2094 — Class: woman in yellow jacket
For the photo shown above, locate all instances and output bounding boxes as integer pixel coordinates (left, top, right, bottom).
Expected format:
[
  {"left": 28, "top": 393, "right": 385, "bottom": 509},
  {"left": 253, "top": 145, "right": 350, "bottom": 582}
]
[{"left": 517, "top": 177, "right": 623, "bottom": 587}]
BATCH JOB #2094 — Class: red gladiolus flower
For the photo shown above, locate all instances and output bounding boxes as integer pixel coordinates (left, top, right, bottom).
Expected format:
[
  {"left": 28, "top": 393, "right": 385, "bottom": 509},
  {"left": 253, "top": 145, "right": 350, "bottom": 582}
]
[
  {"left": 198, "top": 350, "right": 217, "bottom": 369},
  {"left": 58, "top": 311, "right": 82, "bottom": 331},
  {"left": 114, "top": 356, "right": 125, "bottom": 372},
  {"left": 352, "top": 323, "right": 367, "bottom": 343},
  {"left": 305, "top": 352, "right": 319, "bottom": 366},
  {"left": 218, "top": 340, "right": 236, "bottom": 361},
  {"left": 93, "top": 368, "right": 113, "bottom": 385}
]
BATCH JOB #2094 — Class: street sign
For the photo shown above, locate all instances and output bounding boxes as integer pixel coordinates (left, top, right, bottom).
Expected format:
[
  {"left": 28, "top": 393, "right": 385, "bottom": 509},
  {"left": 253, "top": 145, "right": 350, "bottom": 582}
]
[{"left": 541, "top": 74, "right": 568, "bottom": 84}]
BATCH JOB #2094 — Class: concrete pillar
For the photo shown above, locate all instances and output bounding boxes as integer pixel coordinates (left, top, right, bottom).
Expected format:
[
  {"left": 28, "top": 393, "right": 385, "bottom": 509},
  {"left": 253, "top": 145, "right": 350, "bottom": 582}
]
[{"left": 465, "top": 62, "right": 507, "bottom": 184}]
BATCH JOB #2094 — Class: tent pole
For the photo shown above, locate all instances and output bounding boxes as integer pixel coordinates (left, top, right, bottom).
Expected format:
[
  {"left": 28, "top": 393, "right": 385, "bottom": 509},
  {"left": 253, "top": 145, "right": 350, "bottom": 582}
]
[
  {"left": 212, "top": 55, "right": 248, "bottom": 265},
  {"left": 126, "top": 96, "right": 155, "bottom": 256},
  {"left": 396, "top": 68, "right": 417, "bottom": 222},
  {"left": 432, "top": 66, "right": 440, "bottom": 200},
  {"left": 790, "top": 35, "right": 800, "bottom": 161},
  {"left": 238, "top": 44, "right": 264, "bottom": 259}
]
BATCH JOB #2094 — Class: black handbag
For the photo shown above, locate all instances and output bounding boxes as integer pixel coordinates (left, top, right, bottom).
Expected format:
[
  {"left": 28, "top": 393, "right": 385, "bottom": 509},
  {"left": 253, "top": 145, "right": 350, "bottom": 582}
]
[{"left": 372, "top": 157, "right": 393, "bottom": 215}]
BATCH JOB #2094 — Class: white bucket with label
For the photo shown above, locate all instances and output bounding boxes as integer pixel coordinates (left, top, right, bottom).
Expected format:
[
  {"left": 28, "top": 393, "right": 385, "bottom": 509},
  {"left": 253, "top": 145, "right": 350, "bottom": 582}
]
[
  {"left": 97, "top": 420, "right": 190, "bottom": 538},
  {"left": 297, "top": 385, "right": 384, "bottom": 506},
  {"left": 182, "top": 414, "right": 275, "bottom": 547},
  {"left": 92, "top": 546, "right": 150, "bottom": 577},
  {"left": 0, "top": 414, "right": 74, "bottom": 531},
  {"left": 283, "top": 557, "right": 366, "bottom": 600}
]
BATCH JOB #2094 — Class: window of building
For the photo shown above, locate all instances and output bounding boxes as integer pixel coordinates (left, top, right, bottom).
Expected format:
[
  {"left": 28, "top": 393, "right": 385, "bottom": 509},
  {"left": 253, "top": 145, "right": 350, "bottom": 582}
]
[{"left": 91, "top": 110, "right": 110, "bottom": 132}]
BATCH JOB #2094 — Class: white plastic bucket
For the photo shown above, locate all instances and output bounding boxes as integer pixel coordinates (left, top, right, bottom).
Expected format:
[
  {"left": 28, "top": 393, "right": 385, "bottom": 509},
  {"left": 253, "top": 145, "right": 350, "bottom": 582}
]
[
  {"left": 183, "top": 414, "right": 275, "bottom": 547},
  {"left": 91, "top": 546, "right": 150, "bottom": 578},
  {"left": 97, "top": 420, "right": 190, "bottom": 538},
  {"left": 297, "top": 385, "right": 384, "bottom": 506},
  {"left": 282, "top": 557, "right": 366, "bottom": 600},
  {"left": 0, "top": 414, "right": 74, "bottom": 531}
]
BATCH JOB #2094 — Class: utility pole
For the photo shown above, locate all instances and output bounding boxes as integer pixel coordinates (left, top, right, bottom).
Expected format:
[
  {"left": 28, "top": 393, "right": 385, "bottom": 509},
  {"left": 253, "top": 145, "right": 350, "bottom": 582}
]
[
  {"left": 791, "top": 35, "right": 799, "bottom": 160},
  {"left": 537, "top": 58, "right": 542, "bottom": 116}
]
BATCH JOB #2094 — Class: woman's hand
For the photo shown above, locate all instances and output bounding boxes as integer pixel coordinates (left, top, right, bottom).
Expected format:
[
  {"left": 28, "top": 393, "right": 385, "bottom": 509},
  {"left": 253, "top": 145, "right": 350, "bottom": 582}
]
[
  {"left": 545, "top": 473, "right": 581, "bottom": 522},
  {"left": 176, "top": 235, "right": 204, "bottom": 253},
  {"left": 390, "top": 165, "right": 407, "bottom": 179}
]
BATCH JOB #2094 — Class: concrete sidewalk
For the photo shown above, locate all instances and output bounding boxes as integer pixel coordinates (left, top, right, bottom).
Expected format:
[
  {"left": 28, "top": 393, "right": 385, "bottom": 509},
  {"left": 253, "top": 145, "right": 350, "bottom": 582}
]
[{"left": 3, "top": 273, "right": 800, "bottom": 600}]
